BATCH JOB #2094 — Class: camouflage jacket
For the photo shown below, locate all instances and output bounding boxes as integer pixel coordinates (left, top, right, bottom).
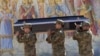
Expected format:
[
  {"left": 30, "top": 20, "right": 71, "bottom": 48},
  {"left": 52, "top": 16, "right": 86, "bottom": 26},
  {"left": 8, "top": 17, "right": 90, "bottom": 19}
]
[
  {"left": 73, "top": 31, "right": 93, "bottom": 55},
  {"left": 17, "top": 32, "right": 37, "bottom": 46},
  {"left": 46, "top": 29, "right": 65, "bottom": 48}
]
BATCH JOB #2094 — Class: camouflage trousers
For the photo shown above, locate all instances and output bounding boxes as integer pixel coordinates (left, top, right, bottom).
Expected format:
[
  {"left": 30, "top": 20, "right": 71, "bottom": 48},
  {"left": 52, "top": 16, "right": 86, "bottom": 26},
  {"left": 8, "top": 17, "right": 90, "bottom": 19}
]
[
  {"left": 53, "top": 47, "right": 65, "bottom": 56},
  {"left": 25, "top": 45, "right": 36, "bottom": 56},
  {"left": 80, "top": 54, "right": 93, "bottom": 56},
  {"left": 80, "top": 51, "right": 93, "bottom": 56}
]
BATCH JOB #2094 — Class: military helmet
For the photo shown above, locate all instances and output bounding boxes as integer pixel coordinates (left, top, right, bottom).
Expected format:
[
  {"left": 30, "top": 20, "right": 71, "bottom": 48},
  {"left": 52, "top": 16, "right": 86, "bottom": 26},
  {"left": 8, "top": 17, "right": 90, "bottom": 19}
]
[
  {"left": 56, "top": 19, "right": 64, "bottom": 27},
  {"left": 23, "top": 25, "right": 32, "bottom": 28},
  {"left": 21, "top": 21, "right": 32, "bottom": 30},
  {"left": 82, "top": 21, "right": 90, "bottom": 27}
]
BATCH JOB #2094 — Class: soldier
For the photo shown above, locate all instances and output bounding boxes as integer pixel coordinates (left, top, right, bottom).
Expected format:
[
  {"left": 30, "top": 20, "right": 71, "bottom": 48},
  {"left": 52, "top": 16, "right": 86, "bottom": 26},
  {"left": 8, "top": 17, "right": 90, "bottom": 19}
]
[
  {"left": 46, "top": 19, "right": 65, "bottom": 56},
  {"left": 73, "top": 22, "right": 93, "bottom": 56},
  {"left": 15, "top": 23, "right": 37, "bottom": 56}
]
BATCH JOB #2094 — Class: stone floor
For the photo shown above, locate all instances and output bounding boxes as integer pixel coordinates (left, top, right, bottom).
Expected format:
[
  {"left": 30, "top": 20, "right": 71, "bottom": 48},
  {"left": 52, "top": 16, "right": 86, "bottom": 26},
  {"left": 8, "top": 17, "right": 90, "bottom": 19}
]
[{"left": 1, "top": 34, "right": 100, "bottom": 56}]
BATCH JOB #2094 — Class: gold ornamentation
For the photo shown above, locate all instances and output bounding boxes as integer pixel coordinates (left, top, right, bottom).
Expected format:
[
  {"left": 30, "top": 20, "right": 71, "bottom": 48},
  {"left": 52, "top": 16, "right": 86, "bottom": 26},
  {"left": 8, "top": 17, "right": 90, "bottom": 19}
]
[
  {"left": 22, "top": 0, "right": 33, "bottom": 5},
  {"left": 48, "top": 0, "right": 55, "bottom": 6},
  {"left": 38, "top": 0, "right": 45, "bottom": 3},
  {"left": 55, "top": 0, "right": 62, "bottom": 4}
]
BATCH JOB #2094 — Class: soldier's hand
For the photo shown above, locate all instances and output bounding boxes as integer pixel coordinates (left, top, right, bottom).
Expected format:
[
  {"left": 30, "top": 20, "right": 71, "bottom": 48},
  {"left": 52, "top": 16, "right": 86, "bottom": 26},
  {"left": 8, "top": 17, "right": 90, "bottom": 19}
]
[
  {"left": 15, "top": 31, "right": 19, "bottom": 36},
  {"left": 75, "top": 23, "right": 80, "bottom": 27},
  {"left": 47, "top": 30, "right": 51, "bottom": 36}
]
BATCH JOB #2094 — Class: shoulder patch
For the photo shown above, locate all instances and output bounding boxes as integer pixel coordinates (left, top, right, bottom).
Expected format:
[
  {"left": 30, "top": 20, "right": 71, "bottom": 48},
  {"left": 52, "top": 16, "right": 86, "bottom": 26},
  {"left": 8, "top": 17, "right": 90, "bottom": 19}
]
[{"left": 59, "top": 30, "right": 63, "bottom": 33}]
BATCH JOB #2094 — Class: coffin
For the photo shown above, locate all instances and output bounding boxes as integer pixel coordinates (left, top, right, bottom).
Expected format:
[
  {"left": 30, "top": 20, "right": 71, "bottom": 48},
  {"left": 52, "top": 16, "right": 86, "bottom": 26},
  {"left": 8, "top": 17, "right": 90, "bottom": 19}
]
[{"left": 14, "top": 16, "right": 88, "bottom": 33}]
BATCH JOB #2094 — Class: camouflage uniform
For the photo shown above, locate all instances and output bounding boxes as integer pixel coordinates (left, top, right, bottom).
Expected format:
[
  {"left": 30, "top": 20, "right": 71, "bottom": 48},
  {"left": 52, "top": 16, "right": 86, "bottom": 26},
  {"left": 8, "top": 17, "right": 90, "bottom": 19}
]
[
  {"left": 17, "top": 32, "right": 37, "bottom": 56},
  {"left": 46, "top": 29, "right": 65, "bottom": 56},
  {"left": 73, "top": 31, "right": 93, "bottom": 56}
]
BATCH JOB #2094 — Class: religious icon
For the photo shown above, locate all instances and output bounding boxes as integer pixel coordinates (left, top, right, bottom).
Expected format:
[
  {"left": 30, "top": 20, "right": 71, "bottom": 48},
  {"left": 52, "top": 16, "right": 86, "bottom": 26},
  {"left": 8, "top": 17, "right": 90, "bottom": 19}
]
[
  {"left": 0, "top": 0, "right": 14, "bottom": 56},
  {"left": 19, "top": 0, "right": 36, "bottom": 19},
  {"left": 76, "top": 0, "right": 93, "bottom": 20},
  {"left": 37, "top": 0, "right": 45, "bottom": 18},
  {"left": 46, "top": 0, "right": 69, "bottom": 17}
]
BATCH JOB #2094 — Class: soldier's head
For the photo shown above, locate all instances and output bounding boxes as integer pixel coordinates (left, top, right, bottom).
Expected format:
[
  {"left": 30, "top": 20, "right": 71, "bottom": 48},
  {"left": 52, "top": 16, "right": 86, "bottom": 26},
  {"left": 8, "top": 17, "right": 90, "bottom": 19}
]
[
  {"left": 21, "top": 22, "right": 32, "bottom": 33},
  {"left": 21, "top": 25, "right": 32, "bottom": 33},
  {"left": 56, "top": 19, "right": 64, "bottom": 29},
  {"left": 82, "top": 21, "right": 90, "bottom": 31}
]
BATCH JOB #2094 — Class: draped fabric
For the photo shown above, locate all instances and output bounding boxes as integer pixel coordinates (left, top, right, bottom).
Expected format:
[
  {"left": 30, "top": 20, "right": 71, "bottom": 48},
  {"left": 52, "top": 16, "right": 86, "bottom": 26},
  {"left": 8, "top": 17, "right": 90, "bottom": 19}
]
[
  {"left": 0, "top": 12, "right": 13, "bottom": 51},
  {"left": 74, "top": 0, "right": 82, "bottom": 15},
  {"left": 65, "top": 0, "right": 74, "bottom": 15},
  {"left": 38, "top": 2, "right": 45, "bottom": 18},
  {"left": 46, "top": 4, "right": 69, "bottom": 17},
  {"left": 19, "top": 5, "right": 36, "bottom": 19},
  {"left": 90, "top": 22, "right": 98, "bottom": 35},
  {"left": 46, "top": 0, "right": 69, "bottom": 17},
  {"left": 46, "top": 5, "right": 57, "bottom": 17},
  {"left": 90, "top": 0, "right": 100, "bottom": 19}
]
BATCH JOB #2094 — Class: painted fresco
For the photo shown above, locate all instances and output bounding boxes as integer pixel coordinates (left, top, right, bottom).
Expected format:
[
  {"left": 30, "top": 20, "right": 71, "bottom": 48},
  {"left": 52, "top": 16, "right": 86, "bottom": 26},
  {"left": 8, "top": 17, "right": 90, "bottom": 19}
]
[{"left": 0, "top": 0, "right": 100, "bottom": 56}]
